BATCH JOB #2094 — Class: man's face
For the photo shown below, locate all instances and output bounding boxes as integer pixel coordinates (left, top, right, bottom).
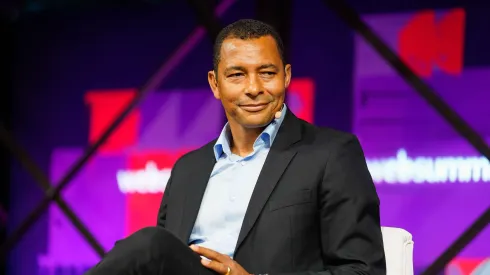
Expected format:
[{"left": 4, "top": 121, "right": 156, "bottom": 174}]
[{"left": 208, "top": 35, "right": 291, "bottom": 128}]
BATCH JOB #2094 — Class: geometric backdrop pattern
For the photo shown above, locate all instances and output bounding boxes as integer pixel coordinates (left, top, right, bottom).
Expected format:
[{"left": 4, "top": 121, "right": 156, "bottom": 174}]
[{"left": 353, "top": 8, "right": 490, "bottom": 273}]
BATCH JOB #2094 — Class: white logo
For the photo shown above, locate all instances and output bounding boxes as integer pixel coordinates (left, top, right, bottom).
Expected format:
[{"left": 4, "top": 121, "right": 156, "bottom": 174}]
[
  {"left": 366, "top": 149, "right": 490, "bottom": 184},
  {"left": 116, "top": 161, "right": 171, "bottom": 194}
]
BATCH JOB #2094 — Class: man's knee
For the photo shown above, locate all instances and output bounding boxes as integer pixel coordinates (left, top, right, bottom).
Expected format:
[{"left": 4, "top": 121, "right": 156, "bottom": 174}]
[
  {"left": 126, "top": 226, "right": 182, "bottom": 252},
  {"left": 131, "top": 227, "right": 174, "bottom": 242}
]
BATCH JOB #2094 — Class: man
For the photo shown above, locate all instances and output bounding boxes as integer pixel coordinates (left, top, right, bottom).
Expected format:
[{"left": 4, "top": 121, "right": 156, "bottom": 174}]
[{"left": 86, "top": 19, "right": 386, "bottom": 275}]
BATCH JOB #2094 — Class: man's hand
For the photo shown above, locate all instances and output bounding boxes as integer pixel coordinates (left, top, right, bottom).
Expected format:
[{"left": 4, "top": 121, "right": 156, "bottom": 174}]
[{"left": 190, "top": 245, "right": 250, "bottom": 275}]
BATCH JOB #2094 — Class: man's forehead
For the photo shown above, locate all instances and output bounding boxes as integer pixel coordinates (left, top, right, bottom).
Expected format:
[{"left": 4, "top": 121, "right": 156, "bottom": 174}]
[
  {"left": 221, "top": 36, "right": 278, "bottom": 54},
  {"left": 219, "top": 37, "right": 281, "bottom": 65},
  {"left": 221, "top": 38, "right": 242, "bottom": 52}
]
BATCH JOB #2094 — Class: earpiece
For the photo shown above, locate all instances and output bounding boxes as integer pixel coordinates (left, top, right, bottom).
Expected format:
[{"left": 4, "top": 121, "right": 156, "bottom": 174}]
[{"left": 274, "top": 111, "right": 282, "bottom": 119}]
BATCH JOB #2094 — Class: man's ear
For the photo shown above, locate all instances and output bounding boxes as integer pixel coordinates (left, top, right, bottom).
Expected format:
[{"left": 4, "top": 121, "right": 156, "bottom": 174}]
[
  {"left": 208, "top": 70, "right": 220, "bottom": 100},
  {"left": 284, "top": 64, "right": 292, "bottom": 88}
]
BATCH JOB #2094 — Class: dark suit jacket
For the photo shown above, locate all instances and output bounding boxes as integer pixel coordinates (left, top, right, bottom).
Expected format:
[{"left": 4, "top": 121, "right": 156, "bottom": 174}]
[{"left": 157, "top": 111, "right": 386, "bottom": 275}]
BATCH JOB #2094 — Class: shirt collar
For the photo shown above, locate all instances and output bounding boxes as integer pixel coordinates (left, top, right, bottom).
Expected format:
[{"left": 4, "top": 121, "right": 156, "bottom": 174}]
[{"left": 213, "top": 104, "right": 288, "bottom": 161}]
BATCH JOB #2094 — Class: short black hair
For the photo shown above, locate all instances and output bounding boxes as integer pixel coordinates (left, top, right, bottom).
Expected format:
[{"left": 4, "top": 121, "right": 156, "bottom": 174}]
[{"left": 213, "top": 19, "right": 286, "bottom": 72}]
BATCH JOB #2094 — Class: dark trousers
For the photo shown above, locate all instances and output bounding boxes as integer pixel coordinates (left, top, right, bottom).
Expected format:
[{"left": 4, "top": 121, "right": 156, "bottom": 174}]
[{"left": 84, "top": 227, "right": 219, "bottom": 275}]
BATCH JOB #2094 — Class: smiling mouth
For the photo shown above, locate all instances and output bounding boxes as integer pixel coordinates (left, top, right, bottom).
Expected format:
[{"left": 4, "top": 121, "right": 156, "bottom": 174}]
[{"left": 240, "top": 103, "right": 269, "bottom": 112}]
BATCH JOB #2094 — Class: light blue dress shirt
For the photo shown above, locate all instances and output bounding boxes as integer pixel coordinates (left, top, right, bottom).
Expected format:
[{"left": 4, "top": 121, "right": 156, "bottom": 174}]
[{"left": 188, "top": 105, "right": 287, "bottom": 258}]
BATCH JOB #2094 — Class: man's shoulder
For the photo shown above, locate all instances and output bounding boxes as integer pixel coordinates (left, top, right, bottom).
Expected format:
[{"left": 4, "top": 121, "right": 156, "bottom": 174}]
[
  {"left": 300, "top": 120, "right": 358, "bottom": 148},
  {"left": 172, "top": 138, "right": 217, "bottom": 168}
]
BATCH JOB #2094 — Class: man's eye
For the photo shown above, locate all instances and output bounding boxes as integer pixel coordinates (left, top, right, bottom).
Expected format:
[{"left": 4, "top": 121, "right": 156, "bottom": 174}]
[
  {"left": 261, "top": 72, "right": 276, "bottom": 76},
  {"left": 229, "top": 73, "right": 243, "bottom": 78}
]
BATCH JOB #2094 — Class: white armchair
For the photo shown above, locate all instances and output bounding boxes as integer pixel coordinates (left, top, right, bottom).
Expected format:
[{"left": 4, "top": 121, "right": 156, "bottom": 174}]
[{"left": 381, "top": 227, "right": 414, "bottom": 275}]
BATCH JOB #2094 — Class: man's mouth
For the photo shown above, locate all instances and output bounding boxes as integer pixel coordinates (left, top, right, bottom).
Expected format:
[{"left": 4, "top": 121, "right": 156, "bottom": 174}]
[{"left": 239, "top": 103, "right": 269, "bottom": 112}]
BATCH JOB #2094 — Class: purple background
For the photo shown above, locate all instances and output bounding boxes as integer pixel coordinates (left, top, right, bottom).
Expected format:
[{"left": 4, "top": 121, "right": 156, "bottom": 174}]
[
  {"left": 354, "top": 11, "right": 490, "bottom": 270},
  {"left": 36, "top": 91, "right": 223, "bottom": 274}
]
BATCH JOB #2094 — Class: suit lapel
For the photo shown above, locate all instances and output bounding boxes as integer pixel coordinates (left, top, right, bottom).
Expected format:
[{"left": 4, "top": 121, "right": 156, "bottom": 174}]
[
  {"left": 177, "top": 144, "right": 216, "bottom": 243},
  {"left": 235, "top": 111, "right": 303, "bottom": 251}
]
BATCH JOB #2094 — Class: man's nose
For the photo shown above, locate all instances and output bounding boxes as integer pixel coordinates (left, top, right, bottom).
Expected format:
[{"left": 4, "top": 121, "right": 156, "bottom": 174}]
[{"left": 245, "top": 75, "right": 263, "bottom": 96}]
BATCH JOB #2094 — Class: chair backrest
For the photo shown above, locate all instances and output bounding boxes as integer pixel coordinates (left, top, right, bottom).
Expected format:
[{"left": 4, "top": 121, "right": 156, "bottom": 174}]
[{"left": 381, "top": 227, "right": 414, "bottom": 275}]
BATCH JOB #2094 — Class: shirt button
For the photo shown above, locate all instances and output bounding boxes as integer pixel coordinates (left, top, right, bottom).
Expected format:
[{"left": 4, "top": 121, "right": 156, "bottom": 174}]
[{"left": 230, "top": 196, "right": 236, "bottom": 201}]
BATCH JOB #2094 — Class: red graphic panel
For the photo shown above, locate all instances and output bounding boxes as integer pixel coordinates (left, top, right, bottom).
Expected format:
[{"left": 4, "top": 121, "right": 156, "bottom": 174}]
[
  {"left": 399, "top": 8, "right": 465, "bottom": 77},
  {"left": 125, "top": 150, "right": 191, "bottom": 236},
  {"left": 85, "top": 89, "right": 140, "bottom": 154},
  {"left": 446, "top": 258, "right": 490, "bottom": 274},
  {"left": 288, "top": 78, "right": 315, "bottom": 123}
]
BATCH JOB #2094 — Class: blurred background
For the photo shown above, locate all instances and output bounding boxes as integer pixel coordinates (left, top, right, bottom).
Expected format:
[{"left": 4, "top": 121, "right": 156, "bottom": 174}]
[{"left": 1, "top": 0, "right": 490, "bottom": 274}]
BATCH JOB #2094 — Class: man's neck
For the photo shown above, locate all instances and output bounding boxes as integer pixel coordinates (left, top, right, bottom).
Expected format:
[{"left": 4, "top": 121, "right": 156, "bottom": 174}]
[{"left": 228, "top": 124, "right": 265, "bottom": 157}]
